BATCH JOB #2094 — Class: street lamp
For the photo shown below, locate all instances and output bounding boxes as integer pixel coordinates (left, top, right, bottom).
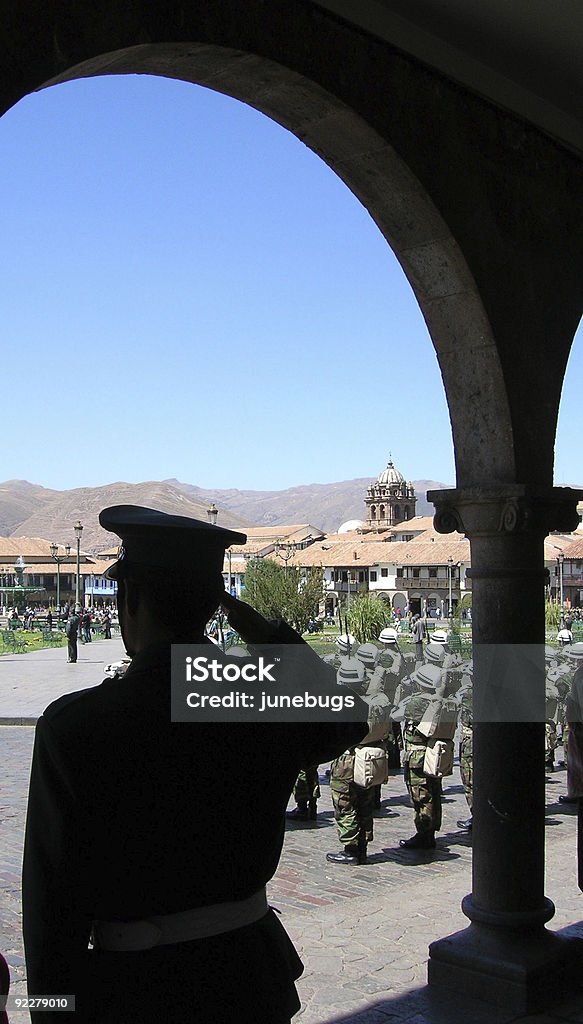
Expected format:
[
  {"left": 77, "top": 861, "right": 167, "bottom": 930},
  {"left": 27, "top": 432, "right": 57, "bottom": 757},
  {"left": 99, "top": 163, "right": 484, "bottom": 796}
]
[
  {"left": 50, "top": 542, "right": 71, "bottom": 624},
  {"left": 207, "top": 503, "right": 218, "bottom": 526},
  {"left": 557, "top": 553, "right": 565, "bottom": 627},
  {"left": 276, "top": 541, "right": 296, "bottom": 576},
  {"left": 447, "top": 556, "right": 454, "bottom": 622},
  {"left": 74, "top": 521, "right": 83, "bottom": 609}
]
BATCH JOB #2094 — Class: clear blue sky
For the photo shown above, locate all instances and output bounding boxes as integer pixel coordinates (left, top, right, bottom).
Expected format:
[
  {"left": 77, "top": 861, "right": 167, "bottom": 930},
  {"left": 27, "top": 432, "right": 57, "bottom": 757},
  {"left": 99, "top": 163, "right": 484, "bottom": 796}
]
[{"left": 0, "top": 74, "right": 580, "bottom": 492}]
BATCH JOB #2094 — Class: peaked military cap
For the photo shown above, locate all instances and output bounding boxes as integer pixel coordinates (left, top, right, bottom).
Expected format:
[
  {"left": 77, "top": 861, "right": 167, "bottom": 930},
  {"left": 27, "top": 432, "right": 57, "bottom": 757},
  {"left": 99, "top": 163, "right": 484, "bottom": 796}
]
[{"left": 99, "top": 505, "right": 246, "bottom": 580}]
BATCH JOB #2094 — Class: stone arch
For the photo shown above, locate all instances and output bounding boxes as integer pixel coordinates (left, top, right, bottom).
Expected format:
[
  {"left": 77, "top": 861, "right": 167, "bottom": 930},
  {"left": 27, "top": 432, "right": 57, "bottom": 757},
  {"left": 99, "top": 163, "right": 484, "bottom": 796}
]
[{"left": 0, "top": 26, "right": 517, "bottom": 488}]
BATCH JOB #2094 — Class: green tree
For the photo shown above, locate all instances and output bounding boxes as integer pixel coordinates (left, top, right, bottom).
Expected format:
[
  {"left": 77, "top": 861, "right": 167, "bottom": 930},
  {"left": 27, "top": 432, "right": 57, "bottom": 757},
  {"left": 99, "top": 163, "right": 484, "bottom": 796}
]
[
  {"left": 451, "top": 594, "right": 472, "bottom": 635},
  {"left": 241, "top": 558, "right": 324, "bottom": 634},
  {"left": 347, "top": 593, "right": 390, "bottom": 643}
]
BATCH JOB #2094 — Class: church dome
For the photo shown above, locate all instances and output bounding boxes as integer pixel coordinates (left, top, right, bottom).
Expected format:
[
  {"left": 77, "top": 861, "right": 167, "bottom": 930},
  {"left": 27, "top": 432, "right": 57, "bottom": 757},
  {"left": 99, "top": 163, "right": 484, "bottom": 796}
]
[
  {"left": 338, "top": 519, "right": 364, "bottom": 534},
  {"left": 377, "top": 458, "right": 405, "bottom": 486}
]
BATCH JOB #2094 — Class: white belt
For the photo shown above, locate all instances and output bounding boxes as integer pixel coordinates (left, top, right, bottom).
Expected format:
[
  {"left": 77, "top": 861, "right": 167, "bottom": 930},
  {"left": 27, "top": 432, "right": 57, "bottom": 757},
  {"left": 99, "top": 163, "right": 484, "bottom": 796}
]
[{"left": 91, "top": 888, "right": 268, "bottom": 951}]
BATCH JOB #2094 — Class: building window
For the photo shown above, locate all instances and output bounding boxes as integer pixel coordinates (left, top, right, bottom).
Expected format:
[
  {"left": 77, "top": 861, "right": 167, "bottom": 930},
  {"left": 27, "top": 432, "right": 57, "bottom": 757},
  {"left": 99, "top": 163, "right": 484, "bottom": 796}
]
[
  {"left": 371, "top": 505, "right": 376, "bottom": 520},
  {"left": 413, "top": 568, "right": 420, "bottom": 578},
  {"left": 370, "top": 570, "right": 377, "bottom": 582},
  {"left": 396, "top": 567, "right": 403, "bottom": 577},
  {"left": 342, "top": 571, "right": 348, "bottom": 582},
  {"left": 429, "top": 568, "right": 437, "bottom": 578},
  {"left": 380, "top": 505, "right": 385, "bottom": 519},
  {"left": 358, "top": 571, "right": 364, "bottom": 583},
  {"left": 381, "top": 568, "right": 388, "bottom": 578}
]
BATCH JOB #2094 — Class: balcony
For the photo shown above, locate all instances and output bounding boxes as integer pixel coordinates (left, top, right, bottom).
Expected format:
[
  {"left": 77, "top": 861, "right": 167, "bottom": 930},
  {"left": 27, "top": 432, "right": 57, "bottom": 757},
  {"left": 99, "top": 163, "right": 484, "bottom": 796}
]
[{"left": 396, "top": 574, "right": 462, "bottom": 591}]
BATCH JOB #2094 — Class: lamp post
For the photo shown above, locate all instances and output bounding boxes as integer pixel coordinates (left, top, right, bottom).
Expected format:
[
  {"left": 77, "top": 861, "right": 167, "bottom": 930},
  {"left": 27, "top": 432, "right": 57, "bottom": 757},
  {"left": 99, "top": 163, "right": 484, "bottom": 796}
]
[
  {"left": 50, "top": 542, "right": 71, "bottom": 624},
  {"left": 347, "top": 569, "right": 357, "bottom": 611},
  {"left": 74, "top": 521, "right": 83, "bottom": 609},
  {"left": 227, "top": 548, "right": 235, "bottom": 596},
  {"left": 207, "top": 503, "right": 228, "bottom": 644},
  {"left": 557, "top": 553, "right": 565, "bottom": 627},
  {"left": 276, "top": 542, "right": 296, "bottom": 576},
  {"left": 447, "top": 555, "right": 454, "bottom": 623}
]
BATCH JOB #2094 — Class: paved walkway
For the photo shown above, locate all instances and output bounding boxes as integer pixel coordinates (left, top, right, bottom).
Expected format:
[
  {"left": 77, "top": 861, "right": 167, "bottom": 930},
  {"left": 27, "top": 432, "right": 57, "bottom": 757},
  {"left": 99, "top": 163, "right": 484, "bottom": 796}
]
[
  {"left": 2, "top": 647, "right": 583, "bottom": 1022},
  {"left": 0, "top": 637, "right": 126, "bottom": 722}
]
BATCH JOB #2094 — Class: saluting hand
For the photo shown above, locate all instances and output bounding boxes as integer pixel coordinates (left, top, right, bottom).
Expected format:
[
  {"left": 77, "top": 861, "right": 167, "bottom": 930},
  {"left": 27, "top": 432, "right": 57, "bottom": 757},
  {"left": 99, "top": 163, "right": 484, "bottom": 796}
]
[
  {"left": 220, "top": 592, "right": 304, "bottom": 646},
  {"left": 220, "top": 592, "right": 278, "bottom": 644}
]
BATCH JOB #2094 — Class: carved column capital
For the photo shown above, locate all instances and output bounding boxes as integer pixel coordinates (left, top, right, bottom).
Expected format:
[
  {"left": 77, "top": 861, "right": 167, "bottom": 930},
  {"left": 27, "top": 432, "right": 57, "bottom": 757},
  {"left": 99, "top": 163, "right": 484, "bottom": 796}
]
[{"left": 427, "top": 486, "right": 583, "bottom": 538}]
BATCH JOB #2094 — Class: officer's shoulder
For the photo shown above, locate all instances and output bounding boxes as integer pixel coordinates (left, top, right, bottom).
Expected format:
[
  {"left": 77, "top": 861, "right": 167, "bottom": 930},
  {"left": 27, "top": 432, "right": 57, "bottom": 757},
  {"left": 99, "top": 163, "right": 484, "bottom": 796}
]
[{"left": 43, "top": 677, "right": 118, "bottom": 724}]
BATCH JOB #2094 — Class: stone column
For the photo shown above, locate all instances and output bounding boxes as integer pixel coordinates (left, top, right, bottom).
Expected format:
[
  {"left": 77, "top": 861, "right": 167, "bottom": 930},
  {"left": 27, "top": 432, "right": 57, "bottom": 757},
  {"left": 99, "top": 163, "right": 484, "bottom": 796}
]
[{"left": 426, "top": 486, "right": 582, "bottom": 1013}]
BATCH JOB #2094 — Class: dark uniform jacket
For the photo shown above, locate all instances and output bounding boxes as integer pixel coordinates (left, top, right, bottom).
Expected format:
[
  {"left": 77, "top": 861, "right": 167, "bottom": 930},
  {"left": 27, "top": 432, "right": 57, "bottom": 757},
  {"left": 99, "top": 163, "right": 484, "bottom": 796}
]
[{"left": 23, "top": 642, "right": 367, "bottom": 1023}]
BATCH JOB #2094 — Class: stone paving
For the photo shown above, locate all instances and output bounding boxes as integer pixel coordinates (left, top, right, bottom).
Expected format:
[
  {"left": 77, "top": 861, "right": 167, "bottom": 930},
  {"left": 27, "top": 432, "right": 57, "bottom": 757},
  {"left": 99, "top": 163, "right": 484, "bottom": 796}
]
[{"left": 2, "top": 646, "right": 583, "bottom": 1022}]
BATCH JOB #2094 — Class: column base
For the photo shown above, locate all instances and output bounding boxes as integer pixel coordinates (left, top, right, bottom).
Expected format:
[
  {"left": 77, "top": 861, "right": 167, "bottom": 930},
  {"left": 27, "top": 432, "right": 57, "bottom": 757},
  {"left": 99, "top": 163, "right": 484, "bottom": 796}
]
[{"left": 428, "top": 922, "right": 583, "bottom": 1014}]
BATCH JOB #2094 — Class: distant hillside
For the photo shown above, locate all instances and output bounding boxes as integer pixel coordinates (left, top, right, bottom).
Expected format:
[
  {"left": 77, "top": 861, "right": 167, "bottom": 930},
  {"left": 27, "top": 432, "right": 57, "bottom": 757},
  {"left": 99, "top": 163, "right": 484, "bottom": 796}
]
[
  {"left": 0, "top": 476, "right": 450, "bottom": 549},
  {"left": 0, "top": 480, "right": 61, "bottom": 535},
  {"left": 164, "top": 477, "right": 447, "bottom": 533},
  {"left": 6, "top": 481, "right": 250, "bottom": 552}
]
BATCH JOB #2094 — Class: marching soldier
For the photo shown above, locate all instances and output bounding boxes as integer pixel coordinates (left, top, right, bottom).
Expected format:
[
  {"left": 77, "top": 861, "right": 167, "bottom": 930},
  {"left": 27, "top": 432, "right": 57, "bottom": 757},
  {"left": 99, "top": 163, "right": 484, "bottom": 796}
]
[
  {"left": 456, "top": 665, "right": 473, "bottom": 832},
  {"left": 326, "top": 656, "right": 390, "bottom": 865},
  {"left": 286, "top": 767, "right": 320, "bottom": 820},
  {"left": 392, "top": 662, "right": 458, "bottom": 849}
]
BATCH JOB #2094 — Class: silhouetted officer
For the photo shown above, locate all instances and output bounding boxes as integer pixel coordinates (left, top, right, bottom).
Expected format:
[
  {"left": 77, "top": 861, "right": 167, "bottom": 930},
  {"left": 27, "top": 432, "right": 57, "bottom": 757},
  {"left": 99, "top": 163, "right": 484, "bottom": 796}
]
[{"left": 23, "top": 504, "right": 367, "bottom": 1024}]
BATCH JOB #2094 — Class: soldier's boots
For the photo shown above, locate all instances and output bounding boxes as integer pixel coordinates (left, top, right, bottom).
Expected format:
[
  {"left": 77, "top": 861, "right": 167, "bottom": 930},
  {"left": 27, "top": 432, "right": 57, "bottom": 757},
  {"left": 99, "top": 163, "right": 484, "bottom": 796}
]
[
  {"left": 357, "top": 831, "right": 368, "bottom": 864},
  {"left": 286, "top": 799, "right": 318, "bottom": 821},
  {"left": 457, "top": 817, "right": 473, "bottom": 832},
  {"left": 286, "top": 801, "right": 309, "bottom": 820},
  {"left": 399, "top": 831, "right": 436, "bottom": 850},
  {"left": 326, "top": 836, "right": 367, "bottom": 865},
  {"left": 326, "top": 845, "right": 359, "bottom": 864}
]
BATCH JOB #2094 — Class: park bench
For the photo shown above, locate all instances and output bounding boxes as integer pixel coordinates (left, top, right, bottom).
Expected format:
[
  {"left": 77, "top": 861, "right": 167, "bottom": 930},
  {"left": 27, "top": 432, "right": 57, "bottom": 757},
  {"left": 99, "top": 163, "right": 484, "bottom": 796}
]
[{"left": 1, "top": 630, "right": 27, "bottom": 653}]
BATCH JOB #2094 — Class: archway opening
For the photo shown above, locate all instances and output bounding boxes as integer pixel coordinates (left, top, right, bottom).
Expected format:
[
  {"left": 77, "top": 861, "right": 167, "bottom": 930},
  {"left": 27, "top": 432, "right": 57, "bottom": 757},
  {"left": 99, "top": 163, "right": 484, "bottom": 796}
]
[{"left": 0, "top": 71, "right": 456, "bottom": 507}]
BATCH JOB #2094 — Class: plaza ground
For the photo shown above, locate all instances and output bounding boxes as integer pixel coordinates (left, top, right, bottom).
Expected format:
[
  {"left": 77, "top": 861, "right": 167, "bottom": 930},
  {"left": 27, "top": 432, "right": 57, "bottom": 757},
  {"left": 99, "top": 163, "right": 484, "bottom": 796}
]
[{"left": 2, "top": 641, "right": 583, "bottom": 1023}]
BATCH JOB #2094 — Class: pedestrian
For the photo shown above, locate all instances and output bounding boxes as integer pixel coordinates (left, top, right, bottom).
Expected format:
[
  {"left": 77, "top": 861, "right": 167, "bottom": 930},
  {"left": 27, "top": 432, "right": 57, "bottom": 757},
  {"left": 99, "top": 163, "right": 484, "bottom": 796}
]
[
  {"left": 82, "top": 608, "right": 92, "bottom": 643},
  {"left": 23, "top": 505, "right": 368, "bottom": 1024},
  {"left": 411, "top": 614, "right": 427, "bottom": 663},
  {"left": 46, "top": 610, "right": 53, "bottom": 631},
  {"left": 64, "top": 607, "right": 80, "bottom": 663},
  {"left": 102, "top": 609, "right": 111, "bottom": 639}
]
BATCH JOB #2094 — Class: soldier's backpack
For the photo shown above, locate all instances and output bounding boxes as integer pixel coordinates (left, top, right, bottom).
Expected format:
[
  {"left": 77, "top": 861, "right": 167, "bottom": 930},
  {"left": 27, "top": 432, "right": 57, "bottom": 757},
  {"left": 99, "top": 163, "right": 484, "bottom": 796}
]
[
  {"left": 354, "top": 745, "right": 389, "bottom": 788},
  {"left": 416, "top": 697, "right": 458, "bottom": 740},
  {"left": 423, "top": 737, "right": 455, "bottom": 777},
  {"left": 361, "top": 692, "right": 393, "bottom": 743}
]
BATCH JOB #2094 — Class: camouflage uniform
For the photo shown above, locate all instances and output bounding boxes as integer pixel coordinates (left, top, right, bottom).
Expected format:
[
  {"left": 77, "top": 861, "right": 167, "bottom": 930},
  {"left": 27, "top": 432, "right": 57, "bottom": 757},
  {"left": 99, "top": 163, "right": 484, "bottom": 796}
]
[
  {"left": 329, "top": 750, "right": 375, "bottom": 844},
  {"left": 378, "top": 648, "right": 412, "bottom": 768},
  {"left": 458, "top": 686, "right": 473, "bottom": 813},
  {"left": 329, "top": 655, "right": 391, "bottom": 847},
  {"left": 401, "top": 693, "right": 443, "bottom": 835},
  {"left": 292, "top": 767, "right": 320, "bottom": 804}
]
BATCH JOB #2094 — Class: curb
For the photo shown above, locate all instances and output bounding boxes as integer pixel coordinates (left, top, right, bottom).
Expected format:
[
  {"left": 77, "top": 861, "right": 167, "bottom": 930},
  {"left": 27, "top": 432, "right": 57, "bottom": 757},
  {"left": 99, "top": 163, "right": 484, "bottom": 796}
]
[{"left": 0, "top": 718, "right": 37, "bottom": 726}]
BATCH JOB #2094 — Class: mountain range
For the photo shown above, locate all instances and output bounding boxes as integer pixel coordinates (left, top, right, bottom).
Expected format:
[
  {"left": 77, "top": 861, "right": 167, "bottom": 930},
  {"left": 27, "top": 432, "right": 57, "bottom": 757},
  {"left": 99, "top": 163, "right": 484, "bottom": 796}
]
[{"left": 0, "top": 477, "right": 449, "bottom": 552}]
